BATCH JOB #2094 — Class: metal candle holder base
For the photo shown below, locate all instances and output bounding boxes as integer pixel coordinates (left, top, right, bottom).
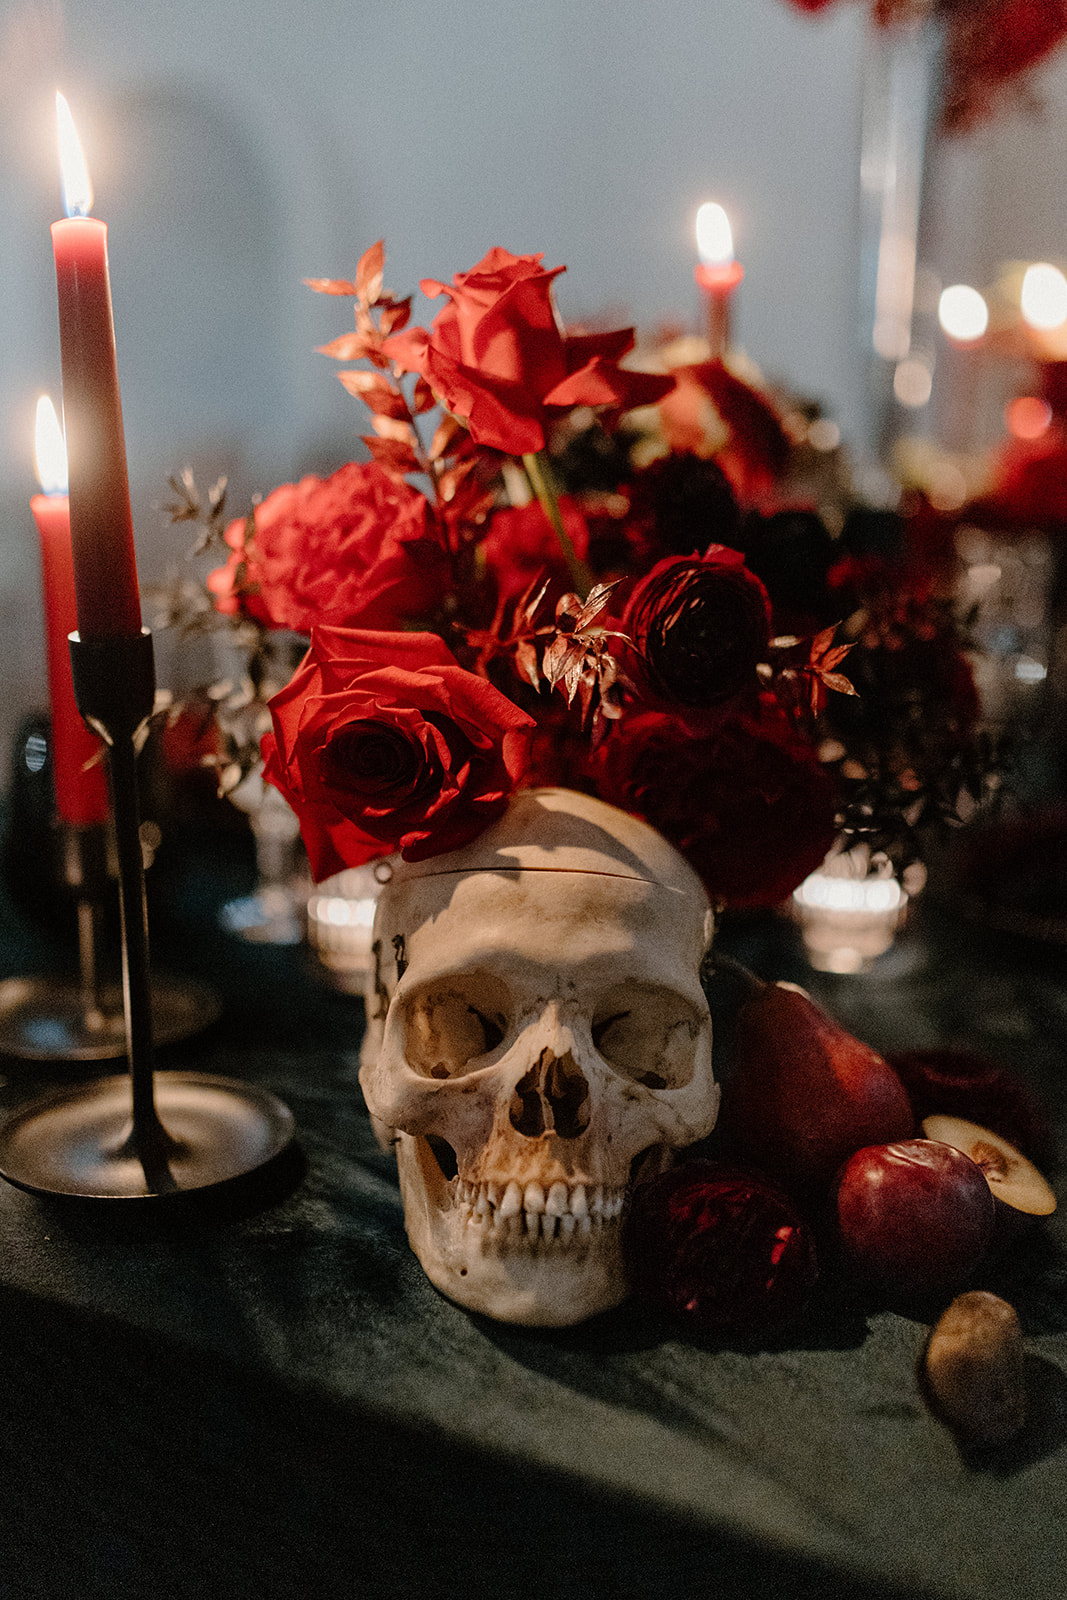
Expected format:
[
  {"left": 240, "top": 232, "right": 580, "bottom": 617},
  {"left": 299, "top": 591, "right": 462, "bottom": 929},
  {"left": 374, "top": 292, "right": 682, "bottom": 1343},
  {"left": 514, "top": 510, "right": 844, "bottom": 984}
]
[
  {"left": 0, "top": 822, "right": 221, "bottom": 1061},
  {"left": 0, "top": 971, "right": 222, "bottom": 1062},
  {"left": 0, "top": 629, "right": 295, "bottom": 1201}
]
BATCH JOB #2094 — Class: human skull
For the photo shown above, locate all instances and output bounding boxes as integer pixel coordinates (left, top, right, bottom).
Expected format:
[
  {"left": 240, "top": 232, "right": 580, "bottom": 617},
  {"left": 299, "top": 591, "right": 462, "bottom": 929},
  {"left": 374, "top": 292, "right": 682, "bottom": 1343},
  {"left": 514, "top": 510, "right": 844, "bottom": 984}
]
[{"left": 359, "top": 788, "right": 718, "bottom": 1326}]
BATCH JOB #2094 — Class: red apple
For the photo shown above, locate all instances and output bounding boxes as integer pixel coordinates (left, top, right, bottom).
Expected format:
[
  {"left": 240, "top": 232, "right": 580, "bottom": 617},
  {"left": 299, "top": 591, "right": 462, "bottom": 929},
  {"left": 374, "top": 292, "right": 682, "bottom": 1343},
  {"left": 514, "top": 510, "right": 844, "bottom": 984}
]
[
  {"left": 834, "top": 1139, "right": 995, "bottom": 1301},
  {"left": 717, "top": 980, "right": 914, "bottom": 1193},
  {"left": 625, "top": 1161, "right": 818, "bottom": 1340}
]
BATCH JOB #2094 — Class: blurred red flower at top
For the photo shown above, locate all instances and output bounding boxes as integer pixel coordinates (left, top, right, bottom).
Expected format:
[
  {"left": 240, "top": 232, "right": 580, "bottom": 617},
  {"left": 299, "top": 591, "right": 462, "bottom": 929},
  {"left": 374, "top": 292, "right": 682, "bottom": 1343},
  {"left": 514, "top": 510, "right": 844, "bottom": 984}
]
[
  {"left": 384, "top": 248, "right": 675, "bottom": 456},
  {"left": 942, "top": 0, "right": 1067, "bottom": 132},
  {"left": 781, "top": 0, "right": 1067, "bottom": 132},
  {"left": 207, "top": 461, "right": 449, "bottom": 634},
  {"left": 966, "top": 429, "right": 1067, "bottom": 530}
]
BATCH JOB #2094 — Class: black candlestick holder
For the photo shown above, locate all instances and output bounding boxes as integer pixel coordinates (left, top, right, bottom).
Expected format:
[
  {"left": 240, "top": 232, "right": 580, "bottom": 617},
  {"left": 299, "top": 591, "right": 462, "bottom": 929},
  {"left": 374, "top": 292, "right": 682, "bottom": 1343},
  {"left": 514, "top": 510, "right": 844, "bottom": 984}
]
[
  {"left": 0, "top": 629, "right": 294, "bottom": 1200},
  {"left": 0, "top": 820, "right": 221, "bottom": 1060}
]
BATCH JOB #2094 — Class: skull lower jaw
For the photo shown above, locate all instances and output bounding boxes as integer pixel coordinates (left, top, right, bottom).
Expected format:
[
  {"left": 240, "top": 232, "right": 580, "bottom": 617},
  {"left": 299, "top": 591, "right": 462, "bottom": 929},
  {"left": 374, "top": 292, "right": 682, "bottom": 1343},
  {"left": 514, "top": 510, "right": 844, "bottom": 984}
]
[{"left": 396, "top": 1134, "right": 629, "bottom": 1326}]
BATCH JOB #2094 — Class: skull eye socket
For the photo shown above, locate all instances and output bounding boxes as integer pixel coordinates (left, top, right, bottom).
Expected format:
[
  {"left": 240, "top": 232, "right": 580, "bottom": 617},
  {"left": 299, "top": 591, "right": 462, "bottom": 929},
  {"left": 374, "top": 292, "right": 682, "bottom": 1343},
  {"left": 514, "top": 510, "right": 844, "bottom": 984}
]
[
  {"left": 403, "top": 974, "right": 510, "bottom": 1080},
  {"left": 592, "top": 983, "right": 705, "bottom": 1090}
]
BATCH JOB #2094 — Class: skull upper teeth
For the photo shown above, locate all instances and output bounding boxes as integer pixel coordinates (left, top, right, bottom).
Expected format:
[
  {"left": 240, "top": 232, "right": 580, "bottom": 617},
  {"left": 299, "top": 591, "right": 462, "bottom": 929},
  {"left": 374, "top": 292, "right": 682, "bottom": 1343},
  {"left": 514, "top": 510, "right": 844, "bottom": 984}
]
[{"left": 453, "top": 1178, "right": 626, "bottom": 1241}]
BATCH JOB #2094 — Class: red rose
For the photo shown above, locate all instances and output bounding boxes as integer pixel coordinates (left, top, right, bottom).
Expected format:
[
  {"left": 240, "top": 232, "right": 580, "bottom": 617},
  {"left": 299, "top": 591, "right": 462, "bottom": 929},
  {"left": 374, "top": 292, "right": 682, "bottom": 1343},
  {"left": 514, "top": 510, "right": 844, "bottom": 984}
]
[
  {"left": 593, "top": 709, "right": 838, "bottom": 908},
  {"left": 262, "top": 627, "right": 535, "bottom": 878},
  {"left": 623, "top": 547, "right": 772, "bottom": 725},
  {"left": 384, "top": 248, "right": 674, "bottom": 456},
  {"left": 206, "top": 461, "right": 449, "bottom": 633},
  {"left": 480, "top": 497, "right": 591, "bottom": 600}
]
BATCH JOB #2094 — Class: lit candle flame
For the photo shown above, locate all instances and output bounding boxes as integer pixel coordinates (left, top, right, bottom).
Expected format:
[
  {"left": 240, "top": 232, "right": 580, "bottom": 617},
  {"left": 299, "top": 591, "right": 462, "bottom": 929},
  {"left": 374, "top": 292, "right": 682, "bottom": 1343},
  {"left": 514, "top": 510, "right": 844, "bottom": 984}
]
[
  {"left": 1020, "top": 262, "right": 1067, "bottom": 331},
  {"left": 56, "top": 91, "right": 93, "bottom": 219},
  {"left": 695, "top": 202, "right": 733, "bottom": 267},
  {"left": 34, "top": 395, "right": 69, "bottom": 496}
]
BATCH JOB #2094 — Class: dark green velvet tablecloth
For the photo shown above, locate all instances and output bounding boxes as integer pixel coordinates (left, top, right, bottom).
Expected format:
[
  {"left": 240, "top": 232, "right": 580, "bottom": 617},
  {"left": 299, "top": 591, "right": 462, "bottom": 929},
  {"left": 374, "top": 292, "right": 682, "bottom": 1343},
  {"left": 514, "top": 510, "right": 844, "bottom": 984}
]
[{"left": 0, "top": 814, "right": 1065, "bottom": 1600}]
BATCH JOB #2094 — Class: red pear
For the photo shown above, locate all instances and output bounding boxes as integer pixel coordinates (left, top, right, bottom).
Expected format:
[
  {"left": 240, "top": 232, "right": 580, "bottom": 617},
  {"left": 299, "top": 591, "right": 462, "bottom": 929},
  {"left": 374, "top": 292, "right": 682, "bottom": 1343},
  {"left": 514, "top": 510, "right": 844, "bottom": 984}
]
[{"left": 718, "top": 980, "right": 914, "bottom": 1192}]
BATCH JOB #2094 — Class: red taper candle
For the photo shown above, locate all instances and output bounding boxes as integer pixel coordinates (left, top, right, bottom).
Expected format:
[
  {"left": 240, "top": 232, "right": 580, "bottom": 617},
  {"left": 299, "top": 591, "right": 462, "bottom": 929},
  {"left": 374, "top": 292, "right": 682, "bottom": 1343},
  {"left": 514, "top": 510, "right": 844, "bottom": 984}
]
[
  {"left": 31, "top": 397, "right": 109, "bottom": 826},
  {"left": 50, "top": 92, "right": 142, "bottom": 641},
  {"left": 694, "top": 201, "right": 744, "bottom": 361}
]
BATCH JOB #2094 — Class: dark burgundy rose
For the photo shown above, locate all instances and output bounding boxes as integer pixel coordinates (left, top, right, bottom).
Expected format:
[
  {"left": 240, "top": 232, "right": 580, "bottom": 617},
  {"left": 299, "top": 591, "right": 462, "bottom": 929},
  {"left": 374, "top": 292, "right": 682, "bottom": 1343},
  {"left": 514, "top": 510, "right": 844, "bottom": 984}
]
[
  {"left": 625, "top": 1161, "right": 818, "bottom": 1341},
  {"left": 262, "top": 626, "right": 535, "bottom": 878},
  {"left": 594, "top": 707, "right": 838, "bottom": 908},
  {"left": 623, "top": 547, "right": 772, "bottom": 718},
  {"left": 737, "top": 507, "right": 837, "bottom": 634},
  {"left": 624, "top": 451, "right": 741, "bottom": 567}
]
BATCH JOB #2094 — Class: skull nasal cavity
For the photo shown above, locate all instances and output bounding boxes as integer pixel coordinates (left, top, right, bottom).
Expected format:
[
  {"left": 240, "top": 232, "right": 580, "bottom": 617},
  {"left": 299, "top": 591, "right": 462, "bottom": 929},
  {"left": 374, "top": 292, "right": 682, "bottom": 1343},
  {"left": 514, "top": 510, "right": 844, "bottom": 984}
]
[{"left": 509, "top": 1050, "right": 591, "bottom": 1139}]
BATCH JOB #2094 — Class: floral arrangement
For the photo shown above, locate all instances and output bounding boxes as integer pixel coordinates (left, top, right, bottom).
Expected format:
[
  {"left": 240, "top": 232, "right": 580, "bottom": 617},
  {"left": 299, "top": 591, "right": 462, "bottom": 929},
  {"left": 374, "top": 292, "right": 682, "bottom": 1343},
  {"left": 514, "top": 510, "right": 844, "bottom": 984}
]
[
  {"left": 783, "top": 0, "right": 1067, "bottom": 133},
  {"left": 159, "top": 242, "right": 999, "bottom": 912}
]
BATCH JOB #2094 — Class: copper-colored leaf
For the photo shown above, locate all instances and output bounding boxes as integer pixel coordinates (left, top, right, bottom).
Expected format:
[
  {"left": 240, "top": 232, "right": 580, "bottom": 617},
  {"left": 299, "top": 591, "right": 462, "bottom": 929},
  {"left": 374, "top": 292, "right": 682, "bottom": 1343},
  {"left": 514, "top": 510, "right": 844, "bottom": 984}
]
[
  {"left": 372, "top": 414, "right": 417, "bottom": 444},
  {"left": 316, "top": 333, "right": 375, "bottom": 361},
  {"left": 337, "top": 371, "right": 410, "bottom": 420},
  {"left": 335, "top": 368, "right": 381, "bottom": 393},
  {"left": 436, "top": 459, "right": 477, "bottom": 504},
  {"left": 573, "top": 580, "right": 622, "bottom": 631},
  {"left": 810, "top": 623, "right": 841, "bottom": 659},
  {"left": 521, "top": 577, "right": 551, "bottom": 625},
  {"left": 818, "top": 643, "right": 854, "bottom": 672},
  {"left": 429, "top": 413, "right": 464, "bottom": 460},
  {"left": 412, "top": 375, "right": 437, "bottom": 414},
  {"left": 542, "top": 634, "right": 577, "bottom": 686},
  {"left": 362, "top": 435, "right": 421, "bottom": 475},
  {"left": 514, "top": 638, "right": 541, "bottom": 690},
  {"left": 356, "top": 240, "right": 385, "bottom": 307},
  {"left": 303, "top": 276, "right": 358, "bottom": 296},
  {"left": 379, "top": 296, "right": 412, "bottom": 335},
  {"left": 819, "top": 671, "right": 858, "bottom": 697}
]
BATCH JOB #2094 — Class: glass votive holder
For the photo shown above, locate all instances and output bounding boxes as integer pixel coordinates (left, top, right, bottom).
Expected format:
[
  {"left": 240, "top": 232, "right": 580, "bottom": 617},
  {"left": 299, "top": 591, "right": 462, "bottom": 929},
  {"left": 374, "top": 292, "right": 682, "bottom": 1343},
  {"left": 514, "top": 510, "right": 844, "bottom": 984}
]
[
  {"left": 305, "top": 861, "right": 388, "bottom": 993},
  {"left": 791, "top": 846, "right": 921, "bottom": 974}
]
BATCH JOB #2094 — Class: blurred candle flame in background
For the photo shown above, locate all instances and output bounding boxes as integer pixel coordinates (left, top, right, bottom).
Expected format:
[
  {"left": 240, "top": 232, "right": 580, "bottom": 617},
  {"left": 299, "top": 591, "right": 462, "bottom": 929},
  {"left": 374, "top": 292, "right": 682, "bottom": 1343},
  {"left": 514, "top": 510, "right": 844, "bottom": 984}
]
[
  {"left": 695, "top": 201, "right": 734, "bottom": 268},
  {"left": 1020, "top": 262, "right": 1067, "bottom": 331},
  {"left": 34, "top": 394, "right": 68, "bottom": 496},
  {"left": 938, "top": 283, "right": 988, "bottom": 343}
]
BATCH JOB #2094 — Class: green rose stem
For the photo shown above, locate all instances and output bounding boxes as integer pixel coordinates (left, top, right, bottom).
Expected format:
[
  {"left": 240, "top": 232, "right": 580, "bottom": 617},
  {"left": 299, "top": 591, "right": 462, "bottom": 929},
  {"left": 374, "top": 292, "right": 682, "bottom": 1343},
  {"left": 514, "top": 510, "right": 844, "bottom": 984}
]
[{"left": 522, "top": 449, "right": 593, "bottom": 599}]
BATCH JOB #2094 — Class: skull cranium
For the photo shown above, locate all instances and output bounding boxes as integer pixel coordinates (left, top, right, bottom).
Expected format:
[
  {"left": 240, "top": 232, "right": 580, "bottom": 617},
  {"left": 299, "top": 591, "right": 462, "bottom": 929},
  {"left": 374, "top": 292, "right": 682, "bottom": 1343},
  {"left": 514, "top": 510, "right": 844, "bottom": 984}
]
[{"left": 359, "top": 788, "right": 718, "bottom": 1325}]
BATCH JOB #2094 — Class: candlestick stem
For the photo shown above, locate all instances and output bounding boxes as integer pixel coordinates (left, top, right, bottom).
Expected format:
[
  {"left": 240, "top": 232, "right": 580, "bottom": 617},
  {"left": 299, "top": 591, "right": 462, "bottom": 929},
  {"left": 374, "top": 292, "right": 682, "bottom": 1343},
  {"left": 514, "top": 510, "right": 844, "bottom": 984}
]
[
  {"left": 75, "top": 897, "right": 107, "bottom": 1031},
  {"left": 102, "top": 716, "right": 179, "bottom": 1192},
  {"left": 68, "top": 629, "right": 178, "bottom": 1190}
]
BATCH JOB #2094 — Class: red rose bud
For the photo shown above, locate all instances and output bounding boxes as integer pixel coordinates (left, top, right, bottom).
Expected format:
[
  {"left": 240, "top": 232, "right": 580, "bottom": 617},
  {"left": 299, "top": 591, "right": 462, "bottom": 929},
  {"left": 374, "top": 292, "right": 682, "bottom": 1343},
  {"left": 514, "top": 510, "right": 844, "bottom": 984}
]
[
  {"left": 206, "top": 461, "right": 448, "bottom": 634},
  {"left": 623, "top": 547, "right": 771, "bottom": 716},
  {"left": 263, "top": 626, "right": 535, "bottom": 879},
  {"left": 383, "top": 247, "right": 674, "bottom": 457},
  {"left": 625, "top": 1161, "right": 818, "bottom": 1341}
]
